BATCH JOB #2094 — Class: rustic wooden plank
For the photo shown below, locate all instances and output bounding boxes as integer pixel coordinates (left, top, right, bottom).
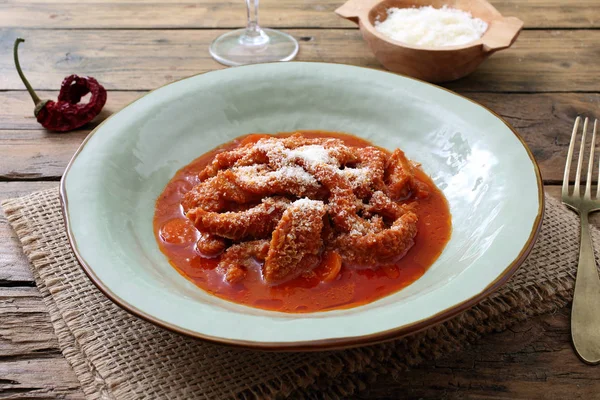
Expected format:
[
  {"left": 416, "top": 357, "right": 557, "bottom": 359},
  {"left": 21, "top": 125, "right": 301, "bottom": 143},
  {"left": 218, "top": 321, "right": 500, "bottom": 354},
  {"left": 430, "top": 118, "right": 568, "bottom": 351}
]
[
  {"left": 0, "top": 29, "right": 598, "bottom": 92},
  {"left": 1, "top": 359, "right": 83, "bottom": 400},
  {"left": 0, "top": 182, "right": 58, "bottom": 283},
  {"left": 0, "top": 287, "right": 58, "bottom": 355},
  {"left": 0, "top": 90, "right": 140, "bottom": 131},
  {"left": 467, "top": 92, "right": 600, "bottom": 184},
  {"left": 446, "top": 30, "right": 600, "bottom": 93},
  {"left": 492, "top": 0, "right": 600, "bottom": 29},
  {"left": 0, "top": 0, "right": 597, "bottom": 29},
  {"left": 1, "top": 283, "right": 596, "bottom": 399},
  {"left": 0, "top": 130, "right": 88, "bottom": 180},
  {"left": 0, "top": 188, "right": 81, "bottom": 398},
  {"left": 1, "top": 92, "right": 597, "bottom": 182},
  {"left": 0, "top": 287, "right": 83, "bottom": 399},
  {"left": 2, "top": 1, "right": 350, "bottom": 29},
  {"left": 357, "top": 307, "right": 600, "bottom": 400}
]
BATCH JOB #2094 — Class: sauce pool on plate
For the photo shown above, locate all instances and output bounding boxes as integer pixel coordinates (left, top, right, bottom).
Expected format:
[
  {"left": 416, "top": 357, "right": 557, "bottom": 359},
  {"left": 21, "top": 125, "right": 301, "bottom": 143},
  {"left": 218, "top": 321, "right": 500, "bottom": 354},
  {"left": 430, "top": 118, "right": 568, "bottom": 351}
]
[{"left": 154, "top": 131, "right": 451, "bottom": 313}]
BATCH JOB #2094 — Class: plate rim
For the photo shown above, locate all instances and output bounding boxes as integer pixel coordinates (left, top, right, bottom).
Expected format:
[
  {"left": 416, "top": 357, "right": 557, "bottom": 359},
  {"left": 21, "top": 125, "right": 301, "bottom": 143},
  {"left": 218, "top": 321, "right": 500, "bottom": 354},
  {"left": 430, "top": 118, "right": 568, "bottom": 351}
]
[{"left": 59, "top": 61, "right": 545, "bottom": 351}]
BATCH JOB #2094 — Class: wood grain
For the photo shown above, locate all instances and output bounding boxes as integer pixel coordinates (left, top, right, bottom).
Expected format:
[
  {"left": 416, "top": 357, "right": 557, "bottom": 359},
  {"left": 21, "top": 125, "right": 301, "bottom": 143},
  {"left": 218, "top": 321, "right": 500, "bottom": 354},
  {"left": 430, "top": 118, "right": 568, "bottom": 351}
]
[
  {"left": 1, "top": 283, "right": 596, "bottom": 400},
  {"left": 1, "top": 92, "right": 597, "bottom": 182},
  {"left": 1, "top": 29, "right": 599, "bottom": 92},
  {"left": 0, "top": 287, "right": 60, "bottom": 356},
  {"left": 356, "top": 308, "right": 598, "bottom": 400},
  {"left": 0, "top": 0, "right": 597, "bottom": 29},
  {"left": 0, "top": 287, "right": 83, "bottom": 400},
  {"left": 0, "top": 182, "right": 57, "bottom": 283},
  {"left": 0, "top": 90, "right": 140, "bottom": 131},
  {"left": 0, "top": 131, "right": 88, "bottom": 180},
  {"left": 468, "top": 92, "right": 600, "bottom": 184}
]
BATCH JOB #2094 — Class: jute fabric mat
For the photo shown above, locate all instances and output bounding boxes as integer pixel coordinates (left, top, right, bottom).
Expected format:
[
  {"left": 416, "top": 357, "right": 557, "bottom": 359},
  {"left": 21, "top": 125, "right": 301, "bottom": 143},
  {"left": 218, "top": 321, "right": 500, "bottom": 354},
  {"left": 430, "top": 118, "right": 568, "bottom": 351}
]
[{"left": 2, "top": 189, "right": 591, "bottom": 399}]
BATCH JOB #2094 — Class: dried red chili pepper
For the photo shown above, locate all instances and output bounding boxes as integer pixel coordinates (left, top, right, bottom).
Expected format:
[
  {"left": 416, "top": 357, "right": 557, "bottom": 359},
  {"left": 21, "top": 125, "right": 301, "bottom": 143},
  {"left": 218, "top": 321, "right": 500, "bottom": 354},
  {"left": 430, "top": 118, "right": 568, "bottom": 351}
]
[{"left": 13, "top": 38, "right": 107, "bottom": 132}]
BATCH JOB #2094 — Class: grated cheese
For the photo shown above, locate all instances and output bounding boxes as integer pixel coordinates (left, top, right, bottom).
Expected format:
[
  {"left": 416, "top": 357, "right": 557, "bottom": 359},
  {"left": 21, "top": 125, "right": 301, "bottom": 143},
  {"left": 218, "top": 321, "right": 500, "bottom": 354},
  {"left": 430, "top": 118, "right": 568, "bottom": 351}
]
[
  {"left": 237, "top": 138, "right": 383, "bottom": 204},
  {"left": 233, "top": 165, "right": 319, "bottom": 188},
  {"left": 254, "top": 139, "right": 338, "bottom": 170},
  {"left": 288, "top": 145, "right": 334, "bottom": 166},
  {"left": 291, "top": 198, "right": 326, "bottom": 211},
  {"left": 374, "top": 5, "right": 488, "bottom": 47},
  {"left": 343, "top": 167, "right": 370, "bottom": 188}
]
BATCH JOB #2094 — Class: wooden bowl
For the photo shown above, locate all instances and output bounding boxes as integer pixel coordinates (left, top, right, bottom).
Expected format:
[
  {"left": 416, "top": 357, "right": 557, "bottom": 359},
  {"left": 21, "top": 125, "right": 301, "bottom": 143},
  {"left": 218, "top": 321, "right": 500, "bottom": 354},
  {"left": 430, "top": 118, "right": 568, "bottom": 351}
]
[{"left": 335, "top": 0, "right": 523, "bottom": 82}]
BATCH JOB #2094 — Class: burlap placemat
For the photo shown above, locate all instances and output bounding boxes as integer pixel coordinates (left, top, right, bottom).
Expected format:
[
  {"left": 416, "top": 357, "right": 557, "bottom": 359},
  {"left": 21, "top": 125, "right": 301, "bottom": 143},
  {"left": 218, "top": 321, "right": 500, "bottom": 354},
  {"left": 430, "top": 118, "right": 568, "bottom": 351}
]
[{"left": 2, "top": 189, "right": 593, "bottom": 399}]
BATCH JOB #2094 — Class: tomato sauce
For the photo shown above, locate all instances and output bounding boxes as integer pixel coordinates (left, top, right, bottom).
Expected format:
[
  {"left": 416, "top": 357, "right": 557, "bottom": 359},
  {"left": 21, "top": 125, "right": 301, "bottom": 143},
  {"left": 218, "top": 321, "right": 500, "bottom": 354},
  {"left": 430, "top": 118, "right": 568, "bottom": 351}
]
[{"left": 154, "top": 131, "right": 451, "bottom": 313}]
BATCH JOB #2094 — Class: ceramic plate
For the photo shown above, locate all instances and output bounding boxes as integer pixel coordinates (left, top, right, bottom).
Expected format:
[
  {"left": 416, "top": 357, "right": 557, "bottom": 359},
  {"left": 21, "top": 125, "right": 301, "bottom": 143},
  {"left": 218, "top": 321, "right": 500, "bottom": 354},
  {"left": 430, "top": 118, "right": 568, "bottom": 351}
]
[{"left": 61, "top": 62, "right": 543, "bottom": 350}]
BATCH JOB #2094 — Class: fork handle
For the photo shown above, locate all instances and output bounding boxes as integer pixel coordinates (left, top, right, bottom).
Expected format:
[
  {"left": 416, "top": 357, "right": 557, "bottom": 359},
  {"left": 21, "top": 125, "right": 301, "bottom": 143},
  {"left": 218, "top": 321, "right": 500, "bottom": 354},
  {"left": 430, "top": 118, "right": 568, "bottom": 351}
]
[{"left": 572, "top": 212, "right": 600, "bottom": 364}]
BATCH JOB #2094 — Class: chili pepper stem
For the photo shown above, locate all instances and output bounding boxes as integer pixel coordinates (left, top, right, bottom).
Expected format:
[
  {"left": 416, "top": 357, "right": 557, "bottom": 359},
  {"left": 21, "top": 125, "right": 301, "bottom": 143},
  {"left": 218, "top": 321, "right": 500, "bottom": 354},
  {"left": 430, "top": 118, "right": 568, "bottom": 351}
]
[{"left": 13, "top": 38, "right": 41, "bottom": 105}]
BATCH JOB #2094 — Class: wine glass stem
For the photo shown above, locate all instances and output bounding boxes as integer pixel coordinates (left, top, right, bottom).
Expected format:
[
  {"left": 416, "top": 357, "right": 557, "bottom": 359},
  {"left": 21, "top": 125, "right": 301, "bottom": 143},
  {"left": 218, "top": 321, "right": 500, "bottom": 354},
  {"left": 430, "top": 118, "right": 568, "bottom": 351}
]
[
  {"left": 242, "top": 0, "right": 269, "bottom": 45},
  {"left": 246, "top": 0, "right": 259, "bottom": 32}
]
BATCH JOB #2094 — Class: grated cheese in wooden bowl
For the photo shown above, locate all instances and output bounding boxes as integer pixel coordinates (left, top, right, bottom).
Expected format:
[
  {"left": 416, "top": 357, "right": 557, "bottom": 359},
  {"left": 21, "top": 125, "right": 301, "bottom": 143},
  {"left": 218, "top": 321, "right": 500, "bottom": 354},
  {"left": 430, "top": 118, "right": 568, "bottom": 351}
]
[{"left": 375, "top": 5, "right": 488, "bottom": 47}]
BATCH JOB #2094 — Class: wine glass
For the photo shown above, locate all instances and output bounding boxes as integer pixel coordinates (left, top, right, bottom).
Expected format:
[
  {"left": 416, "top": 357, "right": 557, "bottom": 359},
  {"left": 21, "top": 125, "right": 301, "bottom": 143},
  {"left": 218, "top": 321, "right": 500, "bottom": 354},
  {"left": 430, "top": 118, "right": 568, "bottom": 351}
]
[{"left": 209, "top": 0, "right": 299, "bottom": 66}]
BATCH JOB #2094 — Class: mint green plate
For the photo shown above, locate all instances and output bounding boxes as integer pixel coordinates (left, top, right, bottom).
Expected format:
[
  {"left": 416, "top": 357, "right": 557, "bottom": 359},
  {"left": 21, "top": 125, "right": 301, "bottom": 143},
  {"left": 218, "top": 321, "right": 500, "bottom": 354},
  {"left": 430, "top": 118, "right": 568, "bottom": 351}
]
[{"left": 60, "top": 62, "right": 543, "bottom": 350}]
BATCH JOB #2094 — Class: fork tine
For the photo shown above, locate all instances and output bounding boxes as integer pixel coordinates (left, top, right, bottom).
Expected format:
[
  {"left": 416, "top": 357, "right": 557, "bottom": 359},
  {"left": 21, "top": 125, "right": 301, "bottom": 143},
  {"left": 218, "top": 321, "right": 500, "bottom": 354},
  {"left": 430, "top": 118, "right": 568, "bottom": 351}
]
[
  {"left": 564, "top": 117, "right": 581, "bottom": 197},
  {"left": 595, "top": 120, "right": 600, "bottom": 199},
  {"left": 586, "top": 119, "right": 597, "bottom": 198},
  {"left": 574, "top": 117, "right": 589, "bottom": 196}
]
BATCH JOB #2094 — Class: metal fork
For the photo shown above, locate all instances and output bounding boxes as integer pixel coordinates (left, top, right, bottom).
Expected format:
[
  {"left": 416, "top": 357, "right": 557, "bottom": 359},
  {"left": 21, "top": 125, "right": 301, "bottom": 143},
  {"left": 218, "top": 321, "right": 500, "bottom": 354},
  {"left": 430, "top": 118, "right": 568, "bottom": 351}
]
[{"left": 562, "top": 116, "right": 600, "bottom": 364}]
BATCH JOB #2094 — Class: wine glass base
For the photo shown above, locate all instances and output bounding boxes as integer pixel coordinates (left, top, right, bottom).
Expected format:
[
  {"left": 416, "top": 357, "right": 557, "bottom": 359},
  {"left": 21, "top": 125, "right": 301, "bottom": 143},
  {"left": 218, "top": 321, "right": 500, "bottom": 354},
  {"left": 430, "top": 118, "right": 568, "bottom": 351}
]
[{"left": 209, "top": 28, "right": 299, "bottom": 66}]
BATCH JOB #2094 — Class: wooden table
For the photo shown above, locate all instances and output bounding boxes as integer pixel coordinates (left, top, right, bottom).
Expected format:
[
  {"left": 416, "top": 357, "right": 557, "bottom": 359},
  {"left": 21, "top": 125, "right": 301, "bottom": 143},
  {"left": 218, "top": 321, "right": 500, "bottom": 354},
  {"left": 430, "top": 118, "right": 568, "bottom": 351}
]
[{"left": 1, "top": 0, "right": 599, "bottom": 398}]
